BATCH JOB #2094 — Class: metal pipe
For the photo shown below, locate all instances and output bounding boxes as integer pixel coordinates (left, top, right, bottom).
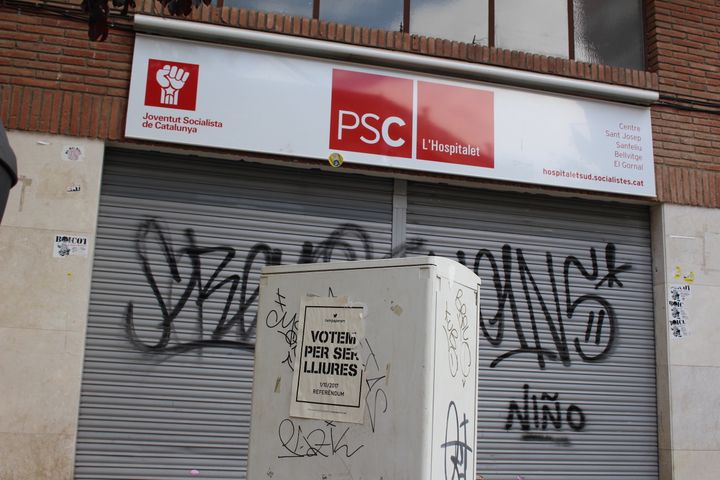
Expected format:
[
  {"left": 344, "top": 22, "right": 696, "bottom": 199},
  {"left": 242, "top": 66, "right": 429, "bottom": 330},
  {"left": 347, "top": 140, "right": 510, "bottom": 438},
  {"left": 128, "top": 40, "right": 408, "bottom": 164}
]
[{"left": 134, "top": 14, "right": 658, "bottom": 106}]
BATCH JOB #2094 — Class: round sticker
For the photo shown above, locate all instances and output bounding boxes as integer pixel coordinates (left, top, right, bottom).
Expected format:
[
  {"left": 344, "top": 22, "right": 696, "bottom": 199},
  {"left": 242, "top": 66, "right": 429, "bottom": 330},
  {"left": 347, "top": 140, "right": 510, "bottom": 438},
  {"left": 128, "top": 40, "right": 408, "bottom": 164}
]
[{"left": 328, "top": 153, "right": 344, "bottom": 168}]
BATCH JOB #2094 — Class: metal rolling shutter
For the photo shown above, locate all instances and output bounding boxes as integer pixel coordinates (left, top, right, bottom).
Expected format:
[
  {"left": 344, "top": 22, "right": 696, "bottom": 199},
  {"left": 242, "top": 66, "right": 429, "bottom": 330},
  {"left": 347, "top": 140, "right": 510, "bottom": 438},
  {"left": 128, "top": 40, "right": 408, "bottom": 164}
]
[
  {"left": 74, "top": 150, "right": 394, "bottom": 479},
  {"left": 406, "top": 182, "right": 657, "bottom": 479}
]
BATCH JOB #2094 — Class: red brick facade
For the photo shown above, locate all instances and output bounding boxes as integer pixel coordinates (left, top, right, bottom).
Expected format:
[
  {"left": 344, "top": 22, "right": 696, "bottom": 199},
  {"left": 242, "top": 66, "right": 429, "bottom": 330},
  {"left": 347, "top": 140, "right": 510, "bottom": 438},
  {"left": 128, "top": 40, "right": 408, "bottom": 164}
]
[
  {"left": 647, "top": 0, "right": 720, "bottom": 207},
  {"left": 1, "top": 0, "right": 718, "bottom": 207}
]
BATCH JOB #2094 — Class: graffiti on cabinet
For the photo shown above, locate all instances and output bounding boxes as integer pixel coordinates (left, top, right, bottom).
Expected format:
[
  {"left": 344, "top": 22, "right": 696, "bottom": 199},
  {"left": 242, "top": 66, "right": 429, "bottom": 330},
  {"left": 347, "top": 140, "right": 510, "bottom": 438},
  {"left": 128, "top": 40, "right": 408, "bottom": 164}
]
[
  {"left": 277, "top": 418, "right": 364, "bottom": 459},
  {"left": 441, "top": 401, "right": 473, "bottom": 480}
]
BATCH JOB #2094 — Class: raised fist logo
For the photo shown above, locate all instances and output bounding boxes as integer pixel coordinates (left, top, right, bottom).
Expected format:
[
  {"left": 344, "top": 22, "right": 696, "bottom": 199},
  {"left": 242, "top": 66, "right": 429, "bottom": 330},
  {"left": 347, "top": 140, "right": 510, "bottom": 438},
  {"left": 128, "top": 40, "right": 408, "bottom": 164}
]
[
  {"left": 156, "top": 64, "right": 190, "bottom": 106},
  {"left": 144, "top": 59, "right": 199, "bottom": 111}
]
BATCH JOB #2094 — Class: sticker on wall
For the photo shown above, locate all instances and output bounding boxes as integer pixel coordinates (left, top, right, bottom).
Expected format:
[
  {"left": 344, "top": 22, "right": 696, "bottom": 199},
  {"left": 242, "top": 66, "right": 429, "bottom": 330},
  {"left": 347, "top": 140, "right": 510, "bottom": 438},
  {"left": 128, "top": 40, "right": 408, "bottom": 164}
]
[
  {"left": 668, "top": 284, "right": 691, "bottom": 339},
  {"left": 328, "top": 152, "right": 344, "bottom": 168},
  {"left": 53, "top": 234, "right": 88, "bottom": 258},
  {"left": 62, "top": 145, "right": 84, "bottom": 162},
  {"left": 290, "top": 296, "right": 366, "bottom": 423},
  {"left": 66, "top": 183, "right": 81, "bottom": 192},
  {"left": 673, "top": 266, "right": 696, "bottom": 284}
]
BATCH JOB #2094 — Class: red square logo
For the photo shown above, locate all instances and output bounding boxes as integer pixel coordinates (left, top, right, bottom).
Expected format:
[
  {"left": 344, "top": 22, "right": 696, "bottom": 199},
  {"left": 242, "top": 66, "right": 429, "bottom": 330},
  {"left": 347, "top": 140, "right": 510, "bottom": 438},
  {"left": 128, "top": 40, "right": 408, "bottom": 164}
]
[
  {"left": 329, "top": 69, "right": 413, "bottom": 158},
  {"left": 144, "top": 59, "right": 200, "bottom": 111},
  {"left": 416, "top": 81, "right": 494, "bottom": 168}
]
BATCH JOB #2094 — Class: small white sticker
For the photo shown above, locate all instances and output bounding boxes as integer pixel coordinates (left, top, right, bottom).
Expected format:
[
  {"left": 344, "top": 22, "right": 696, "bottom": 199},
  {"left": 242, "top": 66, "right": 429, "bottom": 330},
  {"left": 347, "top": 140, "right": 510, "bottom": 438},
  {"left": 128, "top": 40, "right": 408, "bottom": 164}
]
[
  {"left": 53, "top": 234, "right": 88, "bottom": 257},
  {"left": 66, "top": 184, "right": 81, "bottom": 192},
  {"left": 668, "top": 284, "right": 691, "bottom": 339},
  {"left": 62, "top": 145, "right": 84, "bottom": 162}
]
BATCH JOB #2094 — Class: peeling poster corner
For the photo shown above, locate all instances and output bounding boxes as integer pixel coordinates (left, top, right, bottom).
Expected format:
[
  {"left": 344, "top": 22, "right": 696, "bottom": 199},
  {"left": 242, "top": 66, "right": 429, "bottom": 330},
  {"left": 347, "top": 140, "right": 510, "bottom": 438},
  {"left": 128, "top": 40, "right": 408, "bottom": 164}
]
[{"left": 668, "top": 284, "right": 691, "bottom": 339}]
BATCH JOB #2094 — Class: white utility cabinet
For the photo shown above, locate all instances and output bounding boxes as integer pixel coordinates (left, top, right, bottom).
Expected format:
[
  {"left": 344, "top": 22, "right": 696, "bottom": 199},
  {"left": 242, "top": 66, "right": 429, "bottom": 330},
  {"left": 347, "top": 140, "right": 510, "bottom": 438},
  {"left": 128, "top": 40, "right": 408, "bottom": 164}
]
[{"left": 247, "top": 257, "right": 480, "bottom": 480}]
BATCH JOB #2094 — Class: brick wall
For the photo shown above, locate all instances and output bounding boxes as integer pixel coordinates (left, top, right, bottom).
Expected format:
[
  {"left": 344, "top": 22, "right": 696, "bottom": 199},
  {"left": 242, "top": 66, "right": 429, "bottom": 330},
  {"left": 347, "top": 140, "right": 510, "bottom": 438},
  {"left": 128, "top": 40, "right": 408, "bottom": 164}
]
[
  {"left": 648, "top": 0, "right": 720, "bottom": 208},
  {"left": 1, "top": 0, "right": 718, "bottom": 207},
  {"left": 0, "top": 7, "right": 132, "bottom": 140}
]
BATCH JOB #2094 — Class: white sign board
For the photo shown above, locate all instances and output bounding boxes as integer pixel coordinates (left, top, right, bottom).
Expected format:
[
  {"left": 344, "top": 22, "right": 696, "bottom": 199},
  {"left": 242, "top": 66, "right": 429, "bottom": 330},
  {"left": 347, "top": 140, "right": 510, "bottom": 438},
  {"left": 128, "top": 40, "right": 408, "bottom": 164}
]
[
  {"left": 290, "top": 296, "right": 365, "bottom": 423},
  {"left": 126, "top": 34, "right": 656, "bottom": 196}
]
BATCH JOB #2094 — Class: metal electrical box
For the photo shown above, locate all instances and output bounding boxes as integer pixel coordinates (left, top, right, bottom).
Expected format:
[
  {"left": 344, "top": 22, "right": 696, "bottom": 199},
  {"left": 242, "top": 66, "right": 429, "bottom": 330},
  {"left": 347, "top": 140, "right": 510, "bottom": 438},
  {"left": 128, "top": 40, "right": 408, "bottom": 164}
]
[{"left": 247, "top": 257, "right": 480, "bottom": 480}]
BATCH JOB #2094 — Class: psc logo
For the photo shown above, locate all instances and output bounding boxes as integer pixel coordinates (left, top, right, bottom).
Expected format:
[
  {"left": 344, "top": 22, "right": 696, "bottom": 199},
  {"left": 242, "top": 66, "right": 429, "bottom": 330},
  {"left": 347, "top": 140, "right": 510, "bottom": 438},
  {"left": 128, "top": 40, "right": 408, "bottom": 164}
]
[
  {"left": 329, "top": 69, "right": 494, "bottom": 168},
  {"left": 144, "top": 59, "right": 200, "bottom": 111},
  {"left": 329, "top": 69, "right": 413, "bottom": 158}
]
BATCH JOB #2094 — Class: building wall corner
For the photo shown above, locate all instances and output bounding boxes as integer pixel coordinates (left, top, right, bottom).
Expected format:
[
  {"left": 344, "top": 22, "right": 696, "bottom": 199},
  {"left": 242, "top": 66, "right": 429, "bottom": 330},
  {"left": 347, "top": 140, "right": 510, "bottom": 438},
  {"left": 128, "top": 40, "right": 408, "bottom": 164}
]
[
  {"left": 651, "top": 202, "right": 720, "bottom": 480},
  {"left": 0, "top": 131, "right": 104, "bottom": 479}
]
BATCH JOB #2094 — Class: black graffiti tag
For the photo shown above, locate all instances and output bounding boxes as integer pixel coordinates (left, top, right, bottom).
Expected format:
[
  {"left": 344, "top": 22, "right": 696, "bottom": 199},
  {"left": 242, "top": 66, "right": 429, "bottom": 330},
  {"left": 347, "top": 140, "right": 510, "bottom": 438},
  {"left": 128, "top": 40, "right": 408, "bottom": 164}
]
[
  {"left": 265, "top": 288, "right": 298, "bottom": 370},
  {"left": 441, "top": 401, "right": 472, "bottom": 480},
  {"left": 504, "top": 384, "right": 586, "bottom": 445},
  {"left": 120, "top": 217, "right": 634, "bottom": 448},
  {"left": 125, "top": 219, "right": 426, "bottom": 354},
  {"left": 125, "top": 219, "right": 281, "bottom": 353},
  {"left": 277, "top": 419, "right": 364, "bottom": 459},
  {"left": 359, "top": 338, "right": 389, "bottom": 433},
  {"left": 442, "top": 289, "right": 472, "bottom": 385},
  {"left": 471, "top": 243, "right": 628, "bottom": 370}
]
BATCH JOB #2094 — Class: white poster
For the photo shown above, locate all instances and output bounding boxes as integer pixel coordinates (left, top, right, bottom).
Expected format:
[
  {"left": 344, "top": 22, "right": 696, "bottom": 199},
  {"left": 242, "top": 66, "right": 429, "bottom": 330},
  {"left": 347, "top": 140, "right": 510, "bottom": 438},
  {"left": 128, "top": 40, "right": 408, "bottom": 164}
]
[
  {"left": 290, "top": 297, "right": 365, "bottom": 423},
  {"left": 53, "top": 234, "right": 88, "bottom": 257},
  {"left": 126, "top": 34, "right": 656, "bottom": 197},
  {"left": 668, "top": 284, "right": 691, "bottom": 339}
]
